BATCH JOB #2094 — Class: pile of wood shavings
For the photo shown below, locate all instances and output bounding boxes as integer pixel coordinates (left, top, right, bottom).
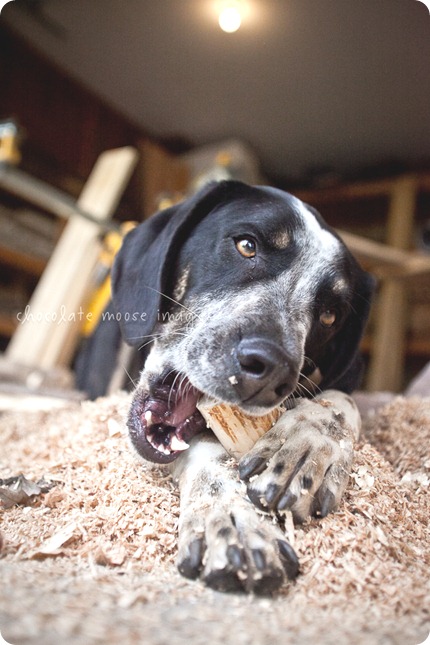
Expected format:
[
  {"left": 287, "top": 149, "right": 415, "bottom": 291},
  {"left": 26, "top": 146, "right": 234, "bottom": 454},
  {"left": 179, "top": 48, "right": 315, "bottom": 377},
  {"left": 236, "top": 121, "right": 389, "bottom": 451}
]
[
  {"left": 364, "top": 395, "right": 430, "bottom": 481},
  {"left": 0, "top": 393, "right": 180, "bottom": 570},
  {"left": 0, "top": 393, "right": 429, "bottom": 645}
]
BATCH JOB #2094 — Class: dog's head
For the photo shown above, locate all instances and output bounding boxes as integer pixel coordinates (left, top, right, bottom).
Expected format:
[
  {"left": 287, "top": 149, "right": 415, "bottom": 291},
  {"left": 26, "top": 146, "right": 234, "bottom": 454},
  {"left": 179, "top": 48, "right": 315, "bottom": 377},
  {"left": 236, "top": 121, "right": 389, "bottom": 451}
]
[{"left": 112, "top": 180, "right": 374, "bottom": 463}]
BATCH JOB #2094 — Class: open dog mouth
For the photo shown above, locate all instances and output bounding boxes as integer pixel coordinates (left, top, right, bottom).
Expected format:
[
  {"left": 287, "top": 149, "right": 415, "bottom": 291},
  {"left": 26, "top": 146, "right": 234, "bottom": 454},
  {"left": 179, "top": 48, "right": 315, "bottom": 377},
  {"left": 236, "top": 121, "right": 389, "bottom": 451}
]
[{"left": 127, "top": 372, "right": 207, "bottom": 464}]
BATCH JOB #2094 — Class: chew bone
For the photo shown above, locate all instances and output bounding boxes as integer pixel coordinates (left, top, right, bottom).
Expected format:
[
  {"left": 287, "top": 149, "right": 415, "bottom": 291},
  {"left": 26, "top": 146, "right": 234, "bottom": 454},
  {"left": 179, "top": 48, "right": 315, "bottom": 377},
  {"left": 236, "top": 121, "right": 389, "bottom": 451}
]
[{"left": 197, "top": 397, "right": 285, "bottom": 459}]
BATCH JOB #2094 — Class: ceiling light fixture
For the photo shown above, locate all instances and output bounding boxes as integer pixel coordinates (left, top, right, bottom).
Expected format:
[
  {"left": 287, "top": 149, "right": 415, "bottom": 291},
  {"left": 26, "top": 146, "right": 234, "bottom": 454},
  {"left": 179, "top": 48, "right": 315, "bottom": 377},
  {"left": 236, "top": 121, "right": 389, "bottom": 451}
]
[{"left": 218, "top": 1, "right": 242, "bottom": 33}]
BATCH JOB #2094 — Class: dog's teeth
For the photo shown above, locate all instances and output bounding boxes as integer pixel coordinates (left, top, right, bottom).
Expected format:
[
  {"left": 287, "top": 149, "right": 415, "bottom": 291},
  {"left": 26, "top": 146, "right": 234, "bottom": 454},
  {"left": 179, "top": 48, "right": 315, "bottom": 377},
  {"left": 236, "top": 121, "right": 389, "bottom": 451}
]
[
  {"left": 170, "top": 435, "right": 190, "bottom": 452},
  {"left": 228, "top": 375, "right": 238, "bottom": 385},
  {"left": 144, "top": 410, "right": 153, "bottom": 425},
  {"left": 156, "top": 443, "right": 167, "bottom": 454}
]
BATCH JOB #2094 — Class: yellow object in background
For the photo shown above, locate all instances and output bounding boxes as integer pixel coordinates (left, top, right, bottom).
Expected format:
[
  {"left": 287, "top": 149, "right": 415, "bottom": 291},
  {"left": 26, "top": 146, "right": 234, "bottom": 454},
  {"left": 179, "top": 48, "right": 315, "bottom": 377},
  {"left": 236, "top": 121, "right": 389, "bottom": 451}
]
[
  {"left": 0, "top": 120, "right": 22, "bottom": 165},
  {"left": 81, "top": 221, "right": 136, "bottom": 337}
]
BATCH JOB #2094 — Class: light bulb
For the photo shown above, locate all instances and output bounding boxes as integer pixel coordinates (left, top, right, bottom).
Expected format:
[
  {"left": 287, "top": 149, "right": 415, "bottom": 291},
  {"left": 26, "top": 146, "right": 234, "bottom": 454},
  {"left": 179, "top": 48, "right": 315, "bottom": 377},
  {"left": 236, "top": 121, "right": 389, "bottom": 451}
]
[{"left": 219, "top": 4, "right": 242, "bottom": 33}]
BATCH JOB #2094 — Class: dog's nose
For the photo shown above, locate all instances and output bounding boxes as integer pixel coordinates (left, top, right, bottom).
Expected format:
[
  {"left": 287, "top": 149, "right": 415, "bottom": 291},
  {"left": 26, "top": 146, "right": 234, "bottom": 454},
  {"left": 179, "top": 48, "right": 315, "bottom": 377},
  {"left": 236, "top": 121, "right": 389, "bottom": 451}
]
[{"left": 235, "top": 337, "right": 297, "bottom": 407}]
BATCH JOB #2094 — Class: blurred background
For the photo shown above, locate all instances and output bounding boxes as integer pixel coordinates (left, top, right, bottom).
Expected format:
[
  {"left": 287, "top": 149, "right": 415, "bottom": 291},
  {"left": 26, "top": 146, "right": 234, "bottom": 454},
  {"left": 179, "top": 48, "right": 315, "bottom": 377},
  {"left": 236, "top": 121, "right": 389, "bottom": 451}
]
[{"left": 1, "top": 0, "right": 430, "bottom": 403}]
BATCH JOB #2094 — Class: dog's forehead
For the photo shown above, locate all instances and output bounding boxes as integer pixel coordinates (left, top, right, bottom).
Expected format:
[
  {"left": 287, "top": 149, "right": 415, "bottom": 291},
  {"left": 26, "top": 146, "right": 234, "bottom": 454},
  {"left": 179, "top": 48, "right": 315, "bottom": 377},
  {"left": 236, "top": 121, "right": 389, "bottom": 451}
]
[
  {"left": 215, "top": 187, "right": 340, "bottom": 254},
  {"left": 178, "top": 186, "right": 349, "bottom": 301},
  {"left": 257, "top": 189, "right": 338, "bottom": 248}
]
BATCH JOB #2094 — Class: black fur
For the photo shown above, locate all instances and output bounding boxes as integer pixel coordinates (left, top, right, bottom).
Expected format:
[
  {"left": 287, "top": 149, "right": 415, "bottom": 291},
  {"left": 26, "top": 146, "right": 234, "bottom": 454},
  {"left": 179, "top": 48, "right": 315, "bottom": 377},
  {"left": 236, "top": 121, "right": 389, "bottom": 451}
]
[{"left": 112, "top": 180, "right": 374, "bottom": 395}]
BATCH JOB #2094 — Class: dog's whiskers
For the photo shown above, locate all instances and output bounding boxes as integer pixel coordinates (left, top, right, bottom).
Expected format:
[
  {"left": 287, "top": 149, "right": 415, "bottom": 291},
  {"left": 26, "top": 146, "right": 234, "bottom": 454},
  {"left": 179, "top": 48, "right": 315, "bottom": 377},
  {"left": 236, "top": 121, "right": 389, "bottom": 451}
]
[
  {"left": 168, "top": 371, "right": 183, "bottom": 407},
  {"left": 296, "top": 370, "right": 322, "bottom": 397},
  {"left": 122, "top": 331, "right": 161, "bottom": 353},
  {"left": 122, "top": 365, "right": 137, "bottom": 389},
  {"left": 144, "top": 285, "right": 201, "bottom": 320},
  {"left": 128, "top": 332, "right": 161, "bottom": 341},
  {"left": 179, "top": 372, "right": 191, "bottom": 397},
  {"left": 138, "top": 338, "right": 157, "bottom": 351},
  {"left": 282, "top": 392, "right": 296, "bottom": 410},
  {"left": 184, "top": 378, "right": 195, "bottom": 400},
  {"left": 295, "top": 382, "right": 312, "bottom": 398}
]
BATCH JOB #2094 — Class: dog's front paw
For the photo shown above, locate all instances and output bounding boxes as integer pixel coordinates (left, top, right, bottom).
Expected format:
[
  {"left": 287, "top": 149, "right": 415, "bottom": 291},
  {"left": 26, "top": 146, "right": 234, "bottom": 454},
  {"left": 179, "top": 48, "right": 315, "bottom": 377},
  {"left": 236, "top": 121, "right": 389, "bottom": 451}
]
[
  {"left": 239, "top": 395, "right": 357, "bottom": 522},
  {"left": 176, "top": 497, "right": 299, "bottom": 594}
]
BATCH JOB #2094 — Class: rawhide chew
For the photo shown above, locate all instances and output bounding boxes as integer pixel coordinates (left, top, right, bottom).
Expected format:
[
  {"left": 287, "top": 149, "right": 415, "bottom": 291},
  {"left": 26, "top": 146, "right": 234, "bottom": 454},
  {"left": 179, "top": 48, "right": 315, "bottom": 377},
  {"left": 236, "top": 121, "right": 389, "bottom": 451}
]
[{"left": 196, "top": 397, "right": 284, "bottom": 459}]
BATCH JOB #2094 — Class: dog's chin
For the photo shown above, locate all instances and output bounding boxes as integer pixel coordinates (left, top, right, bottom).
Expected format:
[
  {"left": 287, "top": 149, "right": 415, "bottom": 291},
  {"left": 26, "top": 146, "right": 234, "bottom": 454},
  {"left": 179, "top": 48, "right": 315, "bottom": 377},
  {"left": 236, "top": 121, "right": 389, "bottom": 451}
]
[{"left": 127, "top": 372, "right": 208, "bottom": 464}]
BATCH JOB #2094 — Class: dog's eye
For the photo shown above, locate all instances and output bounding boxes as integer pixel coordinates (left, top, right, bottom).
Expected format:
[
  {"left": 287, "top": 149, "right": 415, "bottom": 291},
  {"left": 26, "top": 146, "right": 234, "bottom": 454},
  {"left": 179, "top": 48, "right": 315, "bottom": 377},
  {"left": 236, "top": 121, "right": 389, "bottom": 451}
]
[
  {"left": 319, "top": 310, "right": 336, "bottom": 328},
  {"left": 235, "top": 237, "right": 256, "bottom": 258}
]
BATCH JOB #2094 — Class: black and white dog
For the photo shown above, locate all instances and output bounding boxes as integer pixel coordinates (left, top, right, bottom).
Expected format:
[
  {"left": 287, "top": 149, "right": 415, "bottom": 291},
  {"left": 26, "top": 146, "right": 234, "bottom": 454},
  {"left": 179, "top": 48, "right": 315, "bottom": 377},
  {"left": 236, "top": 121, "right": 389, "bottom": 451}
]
[{"left": 112, "top": 180, "right": 374, "bottom": 593}]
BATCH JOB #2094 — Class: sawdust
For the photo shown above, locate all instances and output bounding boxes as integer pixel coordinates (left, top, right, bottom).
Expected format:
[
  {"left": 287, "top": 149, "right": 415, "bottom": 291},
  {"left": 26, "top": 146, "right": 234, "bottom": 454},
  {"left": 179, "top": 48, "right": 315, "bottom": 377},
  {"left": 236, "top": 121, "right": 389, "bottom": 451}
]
[
  {"left": 0, "top": 393, "right": 429, "bottom": 645},
  {"left": 364, "top": 396, "right": 430, "bottom": 480}
]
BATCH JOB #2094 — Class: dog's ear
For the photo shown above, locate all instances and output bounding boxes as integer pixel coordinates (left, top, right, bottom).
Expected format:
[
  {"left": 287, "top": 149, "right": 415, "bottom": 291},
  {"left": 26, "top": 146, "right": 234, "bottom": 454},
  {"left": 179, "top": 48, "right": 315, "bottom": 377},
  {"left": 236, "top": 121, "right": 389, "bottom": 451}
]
[
  {"left": 111, "top": 180, "right": 246, "bottom": 346},
  {"left": 319, "top": 269, "right": 375, "bottom": 393}
]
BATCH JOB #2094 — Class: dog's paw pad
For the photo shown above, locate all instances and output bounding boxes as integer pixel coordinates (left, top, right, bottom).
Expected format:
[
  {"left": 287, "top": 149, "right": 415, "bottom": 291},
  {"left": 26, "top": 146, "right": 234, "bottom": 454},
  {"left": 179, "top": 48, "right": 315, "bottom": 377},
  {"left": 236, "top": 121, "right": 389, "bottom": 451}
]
[{"left": 203, "top": 568, "right": 246, "bottom": 593}]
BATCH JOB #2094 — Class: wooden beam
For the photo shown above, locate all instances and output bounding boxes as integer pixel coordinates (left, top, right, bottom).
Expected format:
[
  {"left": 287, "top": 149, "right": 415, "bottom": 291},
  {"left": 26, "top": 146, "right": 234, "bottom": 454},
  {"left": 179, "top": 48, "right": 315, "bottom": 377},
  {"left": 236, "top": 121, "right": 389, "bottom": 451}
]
[
  {"left": 6, "top": 147, "right": 138, "bottom": 369},
  {"left": 367, "top": 176, "right": 418, "bottom": 392},
  {"left": 337, "top": 230, "right": 430, "bottom": 279},
  {"left": 295, "top": 171, "right": 430, "bottom": 204}
]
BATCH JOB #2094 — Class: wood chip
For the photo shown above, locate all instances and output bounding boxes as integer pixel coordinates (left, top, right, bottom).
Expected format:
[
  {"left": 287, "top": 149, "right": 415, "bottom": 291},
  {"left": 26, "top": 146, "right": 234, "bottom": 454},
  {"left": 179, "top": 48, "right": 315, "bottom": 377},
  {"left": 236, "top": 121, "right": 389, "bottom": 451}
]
[
  {"left": 94, "top": 543, "right": 127, "bottom": 566},
  {"left": 29, "top": 521, "right": 78, "bottom": 559},
  {"left": 197, "top": 396, "right": 284, "bottom": 458}
]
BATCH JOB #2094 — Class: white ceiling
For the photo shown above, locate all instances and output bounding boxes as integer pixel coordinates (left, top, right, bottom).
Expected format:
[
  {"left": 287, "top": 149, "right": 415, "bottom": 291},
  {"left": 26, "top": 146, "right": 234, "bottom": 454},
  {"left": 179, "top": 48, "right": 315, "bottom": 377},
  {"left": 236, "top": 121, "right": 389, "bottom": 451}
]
[{"left": 2, "top": 0, "right": 430, "bottom": 181}]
